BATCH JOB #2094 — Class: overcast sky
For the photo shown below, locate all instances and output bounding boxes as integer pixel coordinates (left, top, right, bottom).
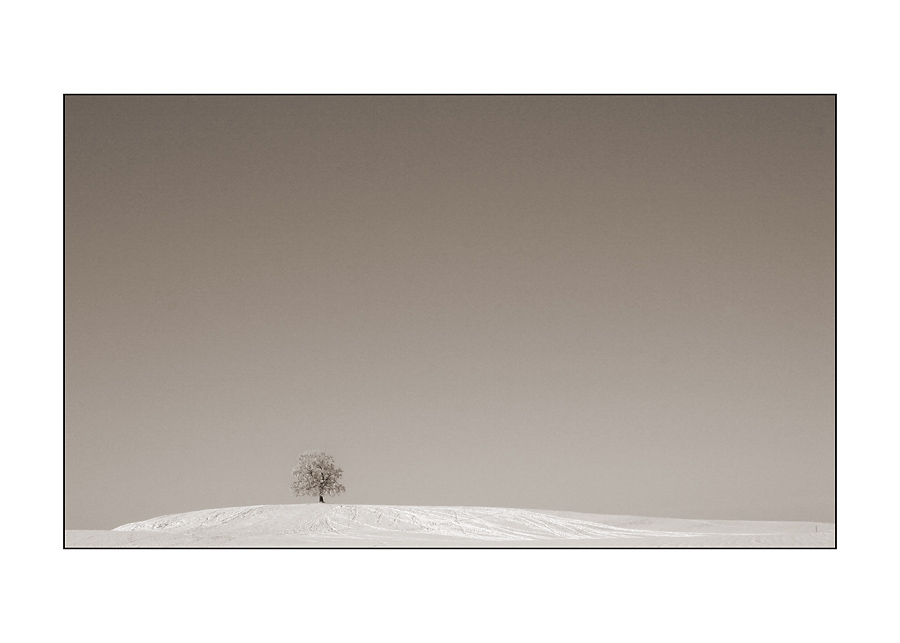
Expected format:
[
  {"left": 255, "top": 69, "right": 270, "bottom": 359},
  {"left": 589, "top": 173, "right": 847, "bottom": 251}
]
[{"left": 64, "top": 95, "right": 834, "bottom": 529}]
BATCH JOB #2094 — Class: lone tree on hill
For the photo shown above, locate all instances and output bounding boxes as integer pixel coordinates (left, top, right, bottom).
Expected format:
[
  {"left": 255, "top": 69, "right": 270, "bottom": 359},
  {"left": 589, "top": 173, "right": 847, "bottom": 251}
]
[{"left": 291, "top": 450, "right": 346, "bottom": 503}]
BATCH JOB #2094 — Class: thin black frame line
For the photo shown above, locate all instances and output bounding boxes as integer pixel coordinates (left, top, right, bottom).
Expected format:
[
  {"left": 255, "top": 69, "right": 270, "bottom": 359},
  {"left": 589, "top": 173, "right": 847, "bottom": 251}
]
[{"left": 62, "top": 93, "right": 837, "bottom": 97}]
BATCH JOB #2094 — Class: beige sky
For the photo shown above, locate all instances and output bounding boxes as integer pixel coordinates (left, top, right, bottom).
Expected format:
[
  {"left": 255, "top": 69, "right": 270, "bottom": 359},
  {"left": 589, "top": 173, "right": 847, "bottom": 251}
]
[{"left": 65, "top": 95, "right": 834, "bottom": 529}]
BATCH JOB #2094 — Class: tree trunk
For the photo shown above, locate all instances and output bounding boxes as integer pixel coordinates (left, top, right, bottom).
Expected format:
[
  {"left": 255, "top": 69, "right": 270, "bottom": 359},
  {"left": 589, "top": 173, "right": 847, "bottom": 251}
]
[{"left": 319, "top": 495, "right": 324, "bottom": 503}]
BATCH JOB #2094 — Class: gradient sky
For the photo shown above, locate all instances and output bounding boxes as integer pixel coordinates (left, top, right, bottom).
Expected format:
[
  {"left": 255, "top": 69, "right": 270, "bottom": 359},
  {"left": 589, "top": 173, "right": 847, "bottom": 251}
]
[{"left": 64, "top": 95, "right": 835, "bottom": 529}]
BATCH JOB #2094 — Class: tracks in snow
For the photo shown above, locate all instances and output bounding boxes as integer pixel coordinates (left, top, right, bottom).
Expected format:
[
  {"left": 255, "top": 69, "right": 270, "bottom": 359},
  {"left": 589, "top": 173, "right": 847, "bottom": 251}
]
[{"left": 113, "top": 504, "right": 817, "bottom": 543}]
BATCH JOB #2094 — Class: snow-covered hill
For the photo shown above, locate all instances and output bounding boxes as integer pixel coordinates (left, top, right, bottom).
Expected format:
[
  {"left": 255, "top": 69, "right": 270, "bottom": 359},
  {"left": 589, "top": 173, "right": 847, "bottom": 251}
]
[
  {"left": 64, "top": 504, "right": 835, "bottom": 547},
  {"left": 65, "top": 503, "right": 835, "bottom": 547}
]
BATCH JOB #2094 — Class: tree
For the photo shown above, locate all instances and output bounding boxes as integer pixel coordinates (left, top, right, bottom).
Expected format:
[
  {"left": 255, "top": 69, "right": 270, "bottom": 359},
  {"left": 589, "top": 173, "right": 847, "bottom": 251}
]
[{"left": 291, "top": 450, "right": 346, "bottom": 503}]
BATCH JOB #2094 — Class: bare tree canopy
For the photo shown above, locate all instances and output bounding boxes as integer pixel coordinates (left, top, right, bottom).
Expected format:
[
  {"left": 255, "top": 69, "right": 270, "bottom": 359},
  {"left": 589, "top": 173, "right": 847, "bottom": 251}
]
[{"left": 291, "top": 451, "right": 346, "bottom": 503}]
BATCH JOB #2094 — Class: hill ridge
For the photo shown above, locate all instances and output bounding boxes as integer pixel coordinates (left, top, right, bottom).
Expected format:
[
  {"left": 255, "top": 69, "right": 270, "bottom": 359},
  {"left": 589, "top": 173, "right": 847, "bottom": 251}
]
[{"left": 107, "top": 503, "right": 834, "bottom": 547}]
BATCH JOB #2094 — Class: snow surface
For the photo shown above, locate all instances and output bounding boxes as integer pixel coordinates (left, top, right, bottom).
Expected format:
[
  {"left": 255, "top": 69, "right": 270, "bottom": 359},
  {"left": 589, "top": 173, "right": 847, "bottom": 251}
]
[{"left": 64, "top": 504, "right": 835, "bottom": 547}]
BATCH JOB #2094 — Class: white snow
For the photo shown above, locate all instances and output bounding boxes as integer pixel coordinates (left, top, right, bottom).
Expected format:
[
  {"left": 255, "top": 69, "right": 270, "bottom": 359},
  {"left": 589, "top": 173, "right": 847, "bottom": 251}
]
[{"left": 64, "top": 504, "right": 835, "bottom": 547}]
